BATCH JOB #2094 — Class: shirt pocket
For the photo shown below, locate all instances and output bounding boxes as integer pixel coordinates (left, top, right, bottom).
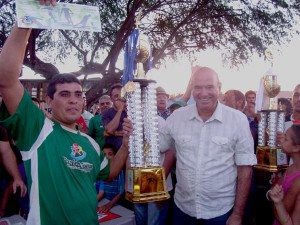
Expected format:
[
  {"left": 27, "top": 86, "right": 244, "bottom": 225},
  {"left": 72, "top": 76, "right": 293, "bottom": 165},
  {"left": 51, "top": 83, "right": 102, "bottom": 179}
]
[
  {"left": 211, "top": 136, "right": 231, "bottom": 153},
  {"left": 176, "top": 135, "right": 194, "bottom": 150},
  {"left": 175, "top": 135, "right": 196, "bottom": 164}
]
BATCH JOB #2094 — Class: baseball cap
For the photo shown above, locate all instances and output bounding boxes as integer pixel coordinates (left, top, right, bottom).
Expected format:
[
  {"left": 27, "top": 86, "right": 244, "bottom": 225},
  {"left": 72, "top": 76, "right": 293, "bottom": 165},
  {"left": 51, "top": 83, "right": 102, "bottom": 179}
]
[{"left": 169, "top": 100, "right": 187, "bottom": 108}]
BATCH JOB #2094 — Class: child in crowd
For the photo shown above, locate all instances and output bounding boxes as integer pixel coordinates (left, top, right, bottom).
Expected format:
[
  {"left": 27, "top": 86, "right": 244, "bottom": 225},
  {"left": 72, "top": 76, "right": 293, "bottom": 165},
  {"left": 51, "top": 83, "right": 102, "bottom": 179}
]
[
  {"left": 269, "top": 124, "right": 300, "bottom": 225},
  {"left": 96, "top": 143, "right": 124, "bottom": 213}
]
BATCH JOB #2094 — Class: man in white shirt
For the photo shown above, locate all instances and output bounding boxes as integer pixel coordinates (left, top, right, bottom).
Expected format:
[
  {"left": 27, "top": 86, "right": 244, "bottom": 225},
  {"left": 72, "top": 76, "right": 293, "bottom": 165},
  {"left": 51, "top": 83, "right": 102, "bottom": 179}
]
[{"left": 159, "top": 66, "right": 257, "bottom": 225}]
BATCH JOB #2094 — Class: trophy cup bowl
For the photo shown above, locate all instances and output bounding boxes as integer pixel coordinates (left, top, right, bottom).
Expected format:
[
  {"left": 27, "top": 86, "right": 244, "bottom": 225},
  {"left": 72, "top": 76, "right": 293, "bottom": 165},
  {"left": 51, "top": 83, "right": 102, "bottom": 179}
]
[
  {"left": 264, "top": 75, "right": 281, "bottom": 98},
  {"left": 263, "top": 75, "right": 280, "bottom": 110},
  {"left": 136, "top": 34, "right": 150, "bottom": 64},
  {"left": 134, "top": 34, "right": 151, "bottom": 79}
]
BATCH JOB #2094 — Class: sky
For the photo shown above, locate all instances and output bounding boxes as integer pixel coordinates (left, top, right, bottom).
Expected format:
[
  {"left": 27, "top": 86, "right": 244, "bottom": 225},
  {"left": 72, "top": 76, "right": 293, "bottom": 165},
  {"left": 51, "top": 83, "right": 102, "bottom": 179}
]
[
  {"left": 149, "top": 34, "right": 300, "bottom": 96},
  {"left": 23, "top": 32, "right": 300, "bottom": 96}
]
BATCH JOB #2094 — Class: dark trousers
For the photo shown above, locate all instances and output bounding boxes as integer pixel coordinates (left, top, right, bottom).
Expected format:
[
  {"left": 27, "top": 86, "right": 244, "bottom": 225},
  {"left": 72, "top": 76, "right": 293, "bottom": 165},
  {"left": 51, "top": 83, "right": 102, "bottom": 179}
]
[{"left": 173, "top": 202, "right": 232, "bottom": 225}]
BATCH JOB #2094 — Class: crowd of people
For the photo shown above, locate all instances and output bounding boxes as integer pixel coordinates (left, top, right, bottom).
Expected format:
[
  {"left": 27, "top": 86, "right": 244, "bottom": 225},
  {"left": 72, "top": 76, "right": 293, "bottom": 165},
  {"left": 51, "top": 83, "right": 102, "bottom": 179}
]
[{"left": 0, "top": 1, "right": 300, "bottom": 225}]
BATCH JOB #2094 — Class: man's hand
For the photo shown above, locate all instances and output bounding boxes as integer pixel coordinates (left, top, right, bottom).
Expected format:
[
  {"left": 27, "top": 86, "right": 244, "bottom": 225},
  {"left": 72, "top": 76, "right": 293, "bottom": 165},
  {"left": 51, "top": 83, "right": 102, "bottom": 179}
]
[
  {"left": 39, "top": 0, "right": 57, "bottom": 6},
  {"left": 122, "top": 118, "right": 133, "bottom": 147},
  {"left": 98, "top": 202, "right": 113, "bottom": 213},
  {"left": 226, "top": 213, "right": 242, "bottom": 225},
  {"left": 13, "top": 178, "right": 27, "bottom": 197},
  {"left": 115, "top": 98, "right": 126, "bottom": 112}
]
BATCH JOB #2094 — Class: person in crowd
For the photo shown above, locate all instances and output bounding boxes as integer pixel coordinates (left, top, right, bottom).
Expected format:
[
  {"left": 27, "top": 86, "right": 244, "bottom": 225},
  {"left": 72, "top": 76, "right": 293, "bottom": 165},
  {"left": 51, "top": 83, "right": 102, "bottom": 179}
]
[
  {"left": 245, "top": 90, "right": 256, "bottom": 105},
  {"left": 224, "top": 90, "right": 258, "bottom": 151},
  {"left": 98, "top": 94, "right": 112, "bottom": 114},
  {"left": 132, "top": 116, "right": 176, "bottom": 225},
  {"left": 76, "top": 113, "right": 89, "bottom": 134},
  {"left": 0, "top": 125, "right": 27, "bottom": 217},
  {"left": 278, "top": 98, "right": 293, "bottom": 119},
  {"left": 168, "top": 100, "right": 187, "bottom": 115},
  {"left": 284, "top": 85, "right": 300, "bottom": 127},
  {"left": 0, "top": 16, "right": 132, "bottom": 225},
  {"left": 31, "top": 97, "right": 40, "bottom": 108},
  {"left": 223, "top": 89, "right": 246, "bottom": 112},
  {"left": 244, "top": 102, "right": 256, "bottom": 123},
  {"left": 89, "top": 95, "right": 112, "bottom": 149},
  {"left": 244, "top": 90, "right": 256, "bottom": 121},
  {"left": 96, "top": 143, "right": 125, "bottom": 213},
  {"left": 159, "top": 66, "right": 257, "bottom": 225},
  {"left": 223, "top": 89, "right": 257, "bottom": 225},
  {"left": 102, "top": 83, "right": 127, "bottom": 150},
  {"left": 156, "top": 86, "right": 170, "bottom": 120},
  {"left": 39, "top": 99, "right": 51, "bottom": 116},
  {"left": 81, "top": 94, "right": 94, "bottom": 127},
  {"left": 268, "top": 124, "right": 300, "bottom": 225},
  {"left": 90, "top": 101, "right": 101, "bottom": 115},
  {"left": 284, "top": 84, "right": 300, "bottom": 165}
]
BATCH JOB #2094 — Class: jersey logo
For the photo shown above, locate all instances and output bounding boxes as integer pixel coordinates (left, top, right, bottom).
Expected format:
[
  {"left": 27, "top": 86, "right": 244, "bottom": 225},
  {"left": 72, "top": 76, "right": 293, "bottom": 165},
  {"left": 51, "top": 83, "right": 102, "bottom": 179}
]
[
  {"left": 64, "top": 143, "right": 93, "bottom": 173},
  {"left": 70, "top": 143, "right": 86, "bottom": 161}
]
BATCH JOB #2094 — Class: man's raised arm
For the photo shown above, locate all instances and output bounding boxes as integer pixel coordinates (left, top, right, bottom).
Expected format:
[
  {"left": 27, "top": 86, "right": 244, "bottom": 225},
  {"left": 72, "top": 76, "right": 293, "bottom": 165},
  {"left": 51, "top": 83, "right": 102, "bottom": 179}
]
[
  {"left": 0, "top": 25, "right": 32, "bottom": 115},
  {"left": 0, "top": 0, "right": 57, "bottom": 115}
]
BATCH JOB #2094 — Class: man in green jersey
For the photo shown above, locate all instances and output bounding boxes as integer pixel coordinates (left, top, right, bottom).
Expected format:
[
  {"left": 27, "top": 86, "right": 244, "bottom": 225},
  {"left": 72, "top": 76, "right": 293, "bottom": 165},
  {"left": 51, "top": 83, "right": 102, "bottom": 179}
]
[{"left": 0, "top": 2, "right": 132, "bottom": 224}]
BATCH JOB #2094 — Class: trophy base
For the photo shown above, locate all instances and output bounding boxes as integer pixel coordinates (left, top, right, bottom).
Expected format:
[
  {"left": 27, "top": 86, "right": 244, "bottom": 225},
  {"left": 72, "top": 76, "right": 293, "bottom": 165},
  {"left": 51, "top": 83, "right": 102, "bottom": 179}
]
[
  {"left": 254, "top": 146, "right": 288, "bottom": 172},
  {"left": 126, "top": 167, "right": 170, "bottom": 203}
]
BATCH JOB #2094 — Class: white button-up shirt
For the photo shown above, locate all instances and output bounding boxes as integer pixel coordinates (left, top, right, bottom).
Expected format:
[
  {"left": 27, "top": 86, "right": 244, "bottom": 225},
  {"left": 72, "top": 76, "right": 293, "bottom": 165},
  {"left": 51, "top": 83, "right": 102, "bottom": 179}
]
[{"left": 159, "top": 102, "right": 257, "bottom": 219}]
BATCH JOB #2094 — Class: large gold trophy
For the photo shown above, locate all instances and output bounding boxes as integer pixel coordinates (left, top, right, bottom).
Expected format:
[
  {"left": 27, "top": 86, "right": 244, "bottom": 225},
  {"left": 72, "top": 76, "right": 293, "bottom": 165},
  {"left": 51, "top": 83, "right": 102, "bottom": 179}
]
[
  {"left": 255, "top": 50, "right": 288, "bottom": 172},
  {"left": 122, "top": 15, "right": 169, "bottom": 202}
]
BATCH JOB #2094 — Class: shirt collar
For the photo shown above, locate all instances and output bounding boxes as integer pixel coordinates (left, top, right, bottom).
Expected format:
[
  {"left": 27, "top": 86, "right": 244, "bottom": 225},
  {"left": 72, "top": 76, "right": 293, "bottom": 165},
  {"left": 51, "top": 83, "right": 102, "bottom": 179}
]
[{"left": 188, "top": 101, "right": 223, "bottom": 122}]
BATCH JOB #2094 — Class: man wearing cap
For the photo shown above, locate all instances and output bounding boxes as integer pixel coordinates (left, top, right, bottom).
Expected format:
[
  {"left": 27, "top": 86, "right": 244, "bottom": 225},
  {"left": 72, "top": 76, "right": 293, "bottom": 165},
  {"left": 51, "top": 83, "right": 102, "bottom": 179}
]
[
  {"left": 169, "top": 100, "right": 187, "bottom": 114},
  {"left": 156, "top": 86, "right": 170, "bottom": 120}
]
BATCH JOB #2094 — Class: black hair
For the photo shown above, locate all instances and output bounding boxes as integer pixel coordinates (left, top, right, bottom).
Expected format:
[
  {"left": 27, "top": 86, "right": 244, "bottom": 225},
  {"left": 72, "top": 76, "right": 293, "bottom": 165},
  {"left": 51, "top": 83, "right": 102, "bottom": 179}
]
[
  {"left": 31, "top": 97, "right": 40, "bottom": 104},
  {"left": 278, "top": 98, "right": 293, "bottom": 117},
  {"left": 109, "top": 83, "right": 123, "bottom": 97},
  {"left": 47, "top": 73, "right": 81, "bottom": 99},
  {"left": 102, "top": 143, "right": 117, "bottom": 155}
]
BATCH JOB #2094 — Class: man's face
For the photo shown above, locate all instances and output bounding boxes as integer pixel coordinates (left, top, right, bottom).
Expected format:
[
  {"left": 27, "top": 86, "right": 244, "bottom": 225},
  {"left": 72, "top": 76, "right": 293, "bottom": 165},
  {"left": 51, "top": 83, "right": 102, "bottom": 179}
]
[
  {"left": 111, "top": 88, "right": 121, "bottom": 106},
  {"left": 246, "top": 94, "right": 256, "bottom": 104},
  {"left": 99, "top": 98, "right": 112, "bottom": 113},
  {"left": 103, "top": 148, "right": 114, "bottom": 160},
  {"left": 47, "top": 83, "right": 84, "bottom": 128},
  {"left": 156, "top": 94, "right": 168, "bottom": 111},
  {"left": 192, "top": 69, "right": 220, "bottom": 113},
  {"left": 292, "top": 85, "right": 300, "bottom": 113}
]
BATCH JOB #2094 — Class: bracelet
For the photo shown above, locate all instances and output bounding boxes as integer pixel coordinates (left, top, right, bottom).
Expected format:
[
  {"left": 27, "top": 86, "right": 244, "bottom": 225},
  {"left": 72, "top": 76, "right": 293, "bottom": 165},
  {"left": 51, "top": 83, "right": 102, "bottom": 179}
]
[{"left": 266, "top": 190, "right": 272, "bottom": 201}]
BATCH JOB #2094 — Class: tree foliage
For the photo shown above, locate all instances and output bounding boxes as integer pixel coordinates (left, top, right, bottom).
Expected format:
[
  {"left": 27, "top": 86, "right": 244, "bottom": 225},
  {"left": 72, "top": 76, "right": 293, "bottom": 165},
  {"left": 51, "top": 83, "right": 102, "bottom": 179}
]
[{"left": 0, "top": 0, "right": 299, "bottom": 106}]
